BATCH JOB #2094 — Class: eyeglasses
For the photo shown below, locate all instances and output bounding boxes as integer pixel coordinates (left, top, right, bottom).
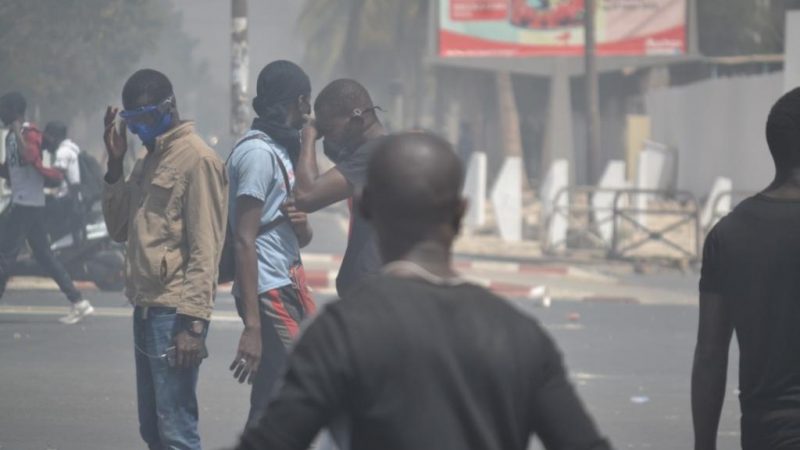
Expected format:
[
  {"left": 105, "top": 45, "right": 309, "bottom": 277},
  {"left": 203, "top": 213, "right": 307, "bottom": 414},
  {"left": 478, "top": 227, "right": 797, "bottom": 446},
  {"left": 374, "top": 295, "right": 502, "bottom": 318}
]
[{"left": 120, "top": 95, "right": 175, "bottom": 124}]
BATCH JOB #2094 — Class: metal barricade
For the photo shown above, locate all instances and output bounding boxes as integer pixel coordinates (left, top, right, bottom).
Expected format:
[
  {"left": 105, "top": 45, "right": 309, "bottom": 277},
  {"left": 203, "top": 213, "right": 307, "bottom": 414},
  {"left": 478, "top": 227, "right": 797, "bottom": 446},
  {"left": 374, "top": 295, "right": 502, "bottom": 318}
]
[
  {"left": 542, "top": 186, "right": 624, "bottom": 255},
  {"left": 610, "top": 189, "right": 701, "bottom": 262}
]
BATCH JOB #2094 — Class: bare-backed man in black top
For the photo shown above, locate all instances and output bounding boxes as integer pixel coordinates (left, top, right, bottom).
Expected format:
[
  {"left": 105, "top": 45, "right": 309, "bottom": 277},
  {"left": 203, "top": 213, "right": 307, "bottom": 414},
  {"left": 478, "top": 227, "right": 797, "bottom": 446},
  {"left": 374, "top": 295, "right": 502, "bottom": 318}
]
[
  {"left": 693, "top": 87, "right": 800, "bottom": 450},
  {"left": 234, "top": 132, "right": 611, "bottom": 450}
]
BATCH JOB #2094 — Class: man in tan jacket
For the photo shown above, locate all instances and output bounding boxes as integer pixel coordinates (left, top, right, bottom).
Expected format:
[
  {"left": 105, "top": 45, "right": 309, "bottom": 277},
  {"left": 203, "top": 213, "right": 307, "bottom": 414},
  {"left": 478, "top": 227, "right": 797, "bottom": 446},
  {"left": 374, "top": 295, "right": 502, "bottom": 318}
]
[{"left": 102, "top": 69, "right": 228, "bottom": 450}]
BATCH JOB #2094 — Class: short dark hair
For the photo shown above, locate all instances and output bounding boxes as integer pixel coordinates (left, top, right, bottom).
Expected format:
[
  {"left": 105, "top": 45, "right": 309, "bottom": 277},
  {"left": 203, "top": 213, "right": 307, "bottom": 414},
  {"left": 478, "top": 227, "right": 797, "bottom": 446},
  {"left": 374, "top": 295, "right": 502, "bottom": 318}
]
[
  {"left": 367, "top": 132, "right": 464, "bottom": 227},
  {"left": 766, "top": 87, "right": 800, "bottom": 170},
  {"left": 44, "top": 121, "right": 68, "bottom": 144},
  {"left": 314, "top": 79, "right": 374, "bottom": 117},
  {"left": 122, "top": 69, "right": 174, "bottom": 109},
  {"left": 0, "top": 92, "right": 27, "bottom": 118}
]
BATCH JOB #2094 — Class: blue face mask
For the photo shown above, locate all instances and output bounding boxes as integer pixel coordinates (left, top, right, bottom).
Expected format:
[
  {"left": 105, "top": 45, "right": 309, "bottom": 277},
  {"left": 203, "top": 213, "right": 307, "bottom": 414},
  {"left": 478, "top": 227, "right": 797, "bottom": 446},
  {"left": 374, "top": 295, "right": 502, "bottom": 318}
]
[
  {"left": 120, "top": 96, "right": 175, "bottom": 147},
  {"left": 126, "top": 113, "right": 173, "bottom": 147}
]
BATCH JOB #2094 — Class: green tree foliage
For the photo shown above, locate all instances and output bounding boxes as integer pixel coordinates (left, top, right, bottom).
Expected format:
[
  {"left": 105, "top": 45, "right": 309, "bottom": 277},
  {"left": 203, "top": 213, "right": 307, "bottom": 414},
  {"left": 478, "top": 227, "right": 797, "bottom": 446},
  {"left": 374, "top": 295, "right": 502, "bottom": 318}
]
[
  {"left": 298, "top": 0, "right": 428, "bottom": 84},
  {"left": 0, "top": 0, "right": 166, "bottom": 119},
  {"left": 699, "top": 0, "right": 785, "bottom": 56}
]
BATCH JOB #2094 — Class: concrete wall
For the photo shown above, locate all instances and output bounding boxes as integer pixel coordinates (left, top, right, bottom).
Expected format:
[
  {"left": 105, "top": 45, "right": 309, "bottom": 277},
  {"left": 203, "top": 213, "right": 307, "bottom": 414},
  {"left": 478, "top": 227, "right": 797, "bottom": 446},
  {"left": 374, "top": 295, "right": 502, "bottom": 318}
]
[{"left": 645, "top": 72, "right": 783, "bottom": 197}]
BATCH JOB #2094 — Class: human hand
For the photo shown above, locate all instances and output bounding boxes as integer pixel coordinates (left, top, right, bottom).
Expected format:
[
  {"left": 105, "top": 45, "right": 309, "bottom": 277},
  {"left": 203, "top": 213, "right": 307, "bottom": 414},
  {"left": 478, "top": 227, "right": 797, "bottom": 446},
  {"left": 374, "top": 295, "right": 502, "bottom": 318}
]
[
  {"left": 103, "top": 106, "right": 128, "bottom": 163},
  {"left": 173, "top": 330, "right": 207, "bottom": 369},
  {"left": 282, "top": 198, "right": 313, "bottom": 247},
  {"left": 301, "top": 115, "right": 320, "bottom": 142},
  {"left": 229, "top": 325, "right": 261, "bottom": 384},
  {"left": 282, "top": 198, "right": 308, "bottom": 228}
]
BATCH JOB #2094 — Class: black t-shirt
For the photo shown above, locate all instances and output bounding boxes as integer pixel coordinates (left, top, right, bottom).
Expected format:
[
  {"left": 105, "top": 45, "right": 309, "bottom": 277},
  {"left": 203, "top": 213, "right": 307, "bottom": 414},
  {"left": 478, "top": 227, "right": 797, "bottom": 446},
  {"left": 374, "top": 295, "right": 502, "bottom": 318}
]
[
  {"left": 237, "top": 276, "right": 610, "bottom": 450},
  {"left": 701, "top": 195, "right": 800, "bottom": 415},
  {"left": 333, "top": 138, "right": 384, "bottom": 296}
]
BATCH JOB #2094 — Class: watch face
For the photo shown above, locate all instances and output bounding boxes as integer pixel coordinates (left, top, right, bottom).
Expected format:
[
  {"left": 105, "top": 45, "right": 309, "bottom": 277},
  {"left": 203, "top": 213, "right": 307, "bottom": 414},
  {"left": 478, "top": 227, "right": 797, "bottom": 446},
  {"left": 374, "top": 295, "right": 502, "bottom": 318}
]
[{"left": 190, "top": 321, "right": 204, "bottom": 334}]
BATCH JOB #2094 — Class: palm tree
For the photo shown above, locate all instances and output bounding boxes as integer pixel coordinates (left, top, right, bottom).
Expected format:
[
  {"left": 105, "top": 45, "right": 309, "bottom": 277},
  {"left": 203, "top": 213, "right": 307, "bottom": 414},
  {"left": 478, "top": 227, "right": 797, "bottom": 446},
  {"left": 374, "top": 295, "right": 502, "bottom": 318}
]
[
  {"left": 298, "top": 0, "right": 526, "bottom": 177},
  {"left": 298, "top": 0, "right": 429, "bottom": 128}
]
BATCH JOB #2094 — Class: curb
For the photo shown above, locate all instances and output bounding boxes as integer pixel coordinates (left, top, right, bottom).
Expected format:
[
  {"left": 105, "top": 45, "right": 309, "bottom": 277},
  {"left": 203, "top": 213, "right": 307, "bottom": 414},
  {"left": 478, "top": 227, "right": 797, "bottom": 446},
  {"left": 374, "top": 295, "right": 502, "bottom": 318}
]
[
  {"left": 6, "top": 252, "right": 609, "bottom": 305},
  {"left": 301, "top": 252, "right": 616, "bottom": 283}
]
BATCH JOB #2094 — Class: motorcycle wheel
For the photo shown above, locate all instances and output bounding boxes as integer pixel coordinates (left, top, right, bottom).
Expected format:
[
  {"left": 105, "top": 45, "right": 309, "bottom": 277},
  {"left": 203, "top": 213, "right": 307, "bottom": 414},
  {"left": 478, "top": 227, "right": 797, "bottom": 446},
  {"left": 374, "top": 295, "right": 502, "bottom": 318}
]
[{"left": 94, "top": 274, "right": 125, "bottom": 292}]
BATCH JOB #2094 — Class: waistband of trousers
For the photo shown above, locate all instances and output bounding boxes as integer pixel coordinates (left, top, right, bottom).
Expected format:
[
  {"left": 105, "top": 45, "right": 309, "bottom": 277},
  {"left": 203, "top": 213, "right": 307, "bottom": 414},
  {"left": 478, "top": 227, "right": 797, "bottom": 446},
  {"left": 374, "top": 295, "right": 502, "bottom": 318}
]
[{"left": 134, "top": 306, "right": 177, "bottom": 320}]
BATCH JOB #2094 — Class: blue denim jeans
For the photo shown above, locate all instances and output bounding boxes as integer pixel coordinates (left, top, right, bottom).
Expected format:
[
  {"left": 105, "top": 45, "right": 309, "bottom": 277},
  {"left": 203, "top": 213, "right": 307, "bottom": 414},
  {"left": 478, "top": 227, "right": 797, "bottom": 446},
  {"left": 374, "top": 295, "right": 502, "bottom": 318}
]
[{"left": 133, "top": 306, "right": 203, "bottom": 450}]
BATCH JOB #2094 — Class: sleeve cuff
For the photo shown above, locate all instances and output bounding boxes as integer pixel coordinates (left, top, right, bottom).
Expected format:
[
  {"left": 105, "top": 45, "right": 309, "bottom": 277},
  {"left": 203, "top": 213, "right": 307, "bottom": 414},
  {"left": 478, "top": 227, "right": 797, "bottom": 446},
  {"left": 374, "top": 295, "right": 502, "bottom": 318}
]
[{"left": 177, "top": 304, "right": 213, "bottom": 321}]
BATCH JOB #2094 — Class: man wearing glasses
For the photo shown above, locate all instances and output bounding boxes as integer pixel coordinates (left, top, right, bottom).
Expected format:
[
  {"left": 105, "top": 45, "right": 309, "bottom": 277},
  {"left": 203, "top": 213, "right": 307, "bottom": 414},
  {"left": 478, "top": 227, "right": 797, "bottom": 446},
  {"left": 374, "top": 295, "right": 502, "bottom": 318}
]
[
  {"left": 293, "top": 79, "right": 387, "bottom": 297},
  {"left": 102, "top": 69, "right": 228, "bottom": 450}
]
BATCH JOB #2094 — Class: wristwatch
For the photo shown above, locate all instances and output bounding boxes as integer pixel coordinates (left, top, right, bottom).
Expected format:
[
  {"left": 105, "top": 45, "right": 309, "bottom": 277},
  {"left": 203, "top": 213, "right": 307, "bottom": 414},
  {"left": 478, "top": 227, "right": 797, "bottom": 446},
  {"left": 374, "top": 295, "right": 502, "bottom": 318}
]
[{"left": 179, "top": 315, "right": 208, "bottom": 337}]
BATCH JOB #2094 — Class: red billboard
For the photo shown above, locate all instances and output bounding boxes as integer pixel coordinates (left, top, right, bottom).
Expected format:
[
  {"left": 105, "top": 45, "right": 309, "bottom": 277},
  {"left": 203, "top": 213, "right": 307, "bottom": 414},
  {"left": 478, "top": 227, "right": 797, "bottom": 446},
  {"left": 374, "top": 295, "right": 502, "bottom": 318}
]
[{"left": 439, "top": 0, "right": 687, "bottom": 57}]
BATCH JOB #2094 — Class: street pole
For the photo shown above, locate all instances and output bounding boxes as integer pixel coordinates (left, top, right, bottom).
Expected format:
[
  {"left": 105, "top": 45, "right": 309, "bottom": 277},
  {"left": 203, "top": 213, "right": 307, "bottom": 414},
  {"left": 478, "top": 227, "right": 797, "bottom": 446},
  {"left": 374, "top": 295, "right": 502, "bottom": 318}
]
[
  {"left": 231, "top": 0, "right": 249, "bottom": 137},
  {"left": 584, "top": 0, "right": 601, "bottom": 184}
]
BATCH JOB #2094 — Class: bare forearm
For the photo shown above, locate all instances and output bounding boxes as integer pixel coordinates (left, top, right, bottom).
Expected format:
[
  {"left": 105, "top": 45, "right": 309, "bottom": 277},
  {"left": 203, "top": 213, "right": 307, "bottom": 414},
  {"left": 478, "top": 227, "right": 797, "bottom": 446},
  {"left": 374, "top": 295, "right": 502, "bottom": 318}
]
[
  {"left": 295, "top": 222, "right": 313, "bottom": 248},
  {"left": 105, "top": 159, "right": 124, "bottom": 184},
  {"left": 234, "top": 240, "right": 261, "bottom": 328},
  {"left": 295, "top": 138, "right": 320, "bottom": 199},
  {"left": 692, "top": 356, "right": 728, "bottom": 450}
]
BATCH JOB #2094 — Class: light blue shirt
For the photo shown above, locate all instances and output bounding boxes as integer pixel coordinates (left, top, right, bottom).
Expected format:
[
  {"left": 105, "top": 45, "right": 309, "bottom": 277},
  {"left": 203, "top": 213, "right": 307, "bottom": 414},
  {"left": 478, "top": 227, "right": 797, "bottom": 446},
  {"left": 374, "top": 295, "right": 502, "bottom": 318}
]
[{"left": 227, "top": 131, "right": 300, "bottom": 294}]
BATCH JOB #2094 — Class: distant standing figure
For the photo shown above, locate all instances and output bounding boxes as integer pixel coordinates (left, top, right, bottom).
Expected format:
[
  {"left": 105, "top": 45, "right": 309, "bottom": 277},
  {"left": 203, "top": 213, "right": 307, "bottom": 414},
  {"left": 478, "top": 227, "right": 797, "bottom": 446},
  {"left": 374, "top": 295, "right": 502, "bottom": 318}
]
[
  {"left": 693, "top": 87, "right": 800, "bottom": 450},
  {"left": 42, "top": 121, "right": 82, "bottom": 236},
  {"left": 0, "top": 92, "right": 93, "bottom": 324}
]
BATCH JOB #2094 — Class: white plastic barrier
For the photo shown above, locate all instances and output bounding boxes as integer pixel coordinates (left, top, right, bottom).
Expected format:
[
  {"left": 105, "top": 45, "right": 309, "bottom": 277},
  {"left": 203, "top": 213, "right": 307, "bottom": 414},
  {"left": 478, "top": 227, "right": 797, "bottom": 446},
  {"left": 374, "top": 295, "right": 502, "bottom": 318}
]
[
  {"left": 490, "top": 156, "right": 522, "bottom": 242},
  {"left": 635, "top": 140, "right": 674, "bottom": 226},
  {"left": 700, "top": 177, "right": 733, "bottom": 231},
  {"left": 540, "top": 159, "right": 569, "bottom": 252},
  {"left": 462, "top": 151, "right": 487, "bottom": 230},
  {"left": 593, "top": 160, "right": 629, "bottom": 245}
]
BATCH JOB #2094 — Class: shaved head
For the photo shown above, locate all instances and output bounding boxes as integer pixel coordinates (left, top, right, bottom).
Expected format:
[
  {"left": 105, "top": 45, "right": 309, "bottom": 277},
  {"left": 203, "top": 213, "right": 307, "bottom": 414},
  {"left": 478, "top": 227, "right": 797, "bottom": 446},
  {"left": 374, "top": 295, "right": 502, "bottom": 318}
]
[
  {"left": 362, "top": 132, "right": 466, "bottom": 260},
  {"left": 315, "top": 78, "right": 373, "bottom": 117}
]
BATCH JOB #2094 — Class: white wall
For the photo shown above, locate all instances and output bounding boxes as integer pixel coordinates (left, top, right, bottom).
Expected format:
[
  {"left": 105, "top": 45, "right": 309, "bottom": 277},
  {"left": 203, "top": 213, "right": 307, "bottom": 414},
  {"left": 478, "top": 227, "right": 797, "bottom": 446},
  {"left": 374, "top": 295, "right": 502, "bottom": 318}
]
[{"left": 645, "top": 73, "right": 782, "bottom": 197}]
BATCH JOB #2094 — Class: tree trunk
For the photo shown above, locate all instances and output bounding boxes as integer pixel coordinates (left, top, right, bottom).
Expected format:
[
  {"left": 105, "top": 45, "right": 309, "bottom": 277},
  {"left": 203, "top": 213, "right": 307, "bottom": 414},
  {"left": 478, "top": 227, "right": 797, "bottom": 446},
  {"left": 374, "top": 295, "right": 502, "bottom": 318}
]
[
  {"left": 494, "top": 71, "right": 529, "bottom": 190},
  {"left": 495, "top": 71, "right": 523, "bottom": 158}
]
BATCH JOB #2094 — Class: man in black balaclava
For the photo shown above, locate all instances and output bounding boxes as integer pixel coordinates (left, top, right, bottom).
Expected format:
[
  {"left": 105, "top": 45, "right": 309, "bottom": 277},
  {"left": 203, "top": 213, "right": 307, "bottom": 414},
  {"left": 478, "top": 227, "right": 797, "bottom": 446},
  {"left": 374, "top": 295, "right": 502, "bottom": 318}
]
[
  {"left": 250, "top": 60, "right": 312, "bottom": 165},
  {"left": 226, "top": 60, "right": 317, "bottom": 427},
  {"left": 693, "top": 87, "right": 800, "bottom": 450}
]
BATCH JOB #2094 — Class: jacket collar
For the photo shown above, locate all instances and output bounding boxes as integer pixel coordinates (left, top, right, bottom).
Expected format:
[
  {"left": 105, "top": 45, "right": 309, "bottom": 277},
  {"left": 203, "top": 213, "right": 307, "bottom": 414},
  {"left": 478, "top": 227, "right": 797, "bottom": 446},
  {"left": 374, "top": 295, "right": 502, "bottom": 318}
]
[{"left": 153, "top": 121, "right": 195, "bottom": 155}]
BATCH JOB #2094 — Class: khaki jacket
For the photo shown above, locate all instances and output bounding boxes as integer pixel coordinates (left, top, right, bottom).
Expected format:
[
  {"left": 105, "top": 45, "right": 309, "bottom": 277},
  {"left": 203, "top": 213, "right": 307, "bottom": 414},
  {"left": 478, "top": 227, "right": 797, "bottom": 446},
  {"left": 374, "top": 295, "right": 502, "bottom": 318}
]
[{"left": 103, "top": 122, "right": 228, "bottom": 320}]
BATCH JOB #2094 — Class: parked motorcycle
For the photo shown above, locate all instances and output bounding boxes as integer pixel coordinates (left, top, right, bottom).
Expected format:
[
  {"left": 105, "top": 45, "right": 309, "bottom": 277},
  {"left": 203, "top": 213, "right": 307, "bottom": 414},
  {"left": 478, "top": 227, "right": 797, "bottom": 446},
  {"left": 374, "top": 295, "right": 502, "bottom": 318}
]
[{"left": 0, "top": 193, "right": 126, "bottom": 292}]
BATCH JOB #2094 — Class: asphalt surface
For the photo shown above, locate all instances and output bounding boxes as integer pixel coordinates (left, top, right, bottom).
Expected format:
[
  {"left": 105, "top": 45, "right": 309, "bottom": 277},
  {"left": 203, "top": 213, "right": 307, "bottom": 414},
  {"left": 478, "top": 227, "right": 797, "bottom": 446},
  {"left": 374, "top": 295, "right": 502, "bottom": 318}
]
[{"left": 0, "top": 285, "right": 743, "bottom": 450}]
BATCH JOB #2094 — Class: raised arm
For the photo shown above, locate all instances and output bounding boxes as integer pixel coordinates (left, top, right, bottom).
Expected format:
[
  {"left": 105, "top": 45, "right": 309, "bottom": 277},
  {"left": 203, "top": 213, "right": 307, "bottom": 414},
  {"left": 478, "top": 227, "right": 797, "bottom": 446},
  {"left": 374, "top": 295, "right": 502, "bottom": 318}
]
[
  {"left": 293, "top": 120, "right": 353, "bottom": 213},
  {"left": 691, "top": 292, "right": 733, "bottom": 450},
  {"left": 101, "top": 107, "right": 133, "bottom": 243},
  {"left": 21, "top": 126, "right": 62, "bottom": 183}
]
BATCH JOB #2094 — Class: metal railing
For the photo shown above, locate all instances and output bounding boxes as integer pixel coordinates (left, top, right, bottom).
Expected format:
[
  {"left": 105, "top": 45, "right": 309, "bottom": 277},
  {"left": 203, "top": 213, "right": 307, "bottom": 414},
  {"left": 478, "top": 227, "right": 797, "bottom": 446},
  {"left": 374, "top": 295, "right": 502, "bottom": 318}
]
[
  {"left": 542, "top": 185, "right": 620, "bottom": 255},
  {"left": 541, "top": 187, "right": 703, "bottom": 263},
  {"left": 609, "top": 189, "right": 701, "bottom": 262}
]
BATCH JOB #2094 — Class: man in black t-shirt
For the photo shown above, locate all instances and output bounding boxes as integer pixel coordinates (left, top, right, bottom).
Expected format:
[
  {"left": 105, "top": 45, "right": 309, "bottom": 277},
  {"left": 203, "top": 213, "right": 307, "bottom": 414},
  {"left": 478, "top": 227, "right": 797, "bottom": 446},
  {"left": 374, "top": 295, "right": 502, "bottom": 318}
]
[
  {"left": 293, "top": 79, "right": 385, "bottom": 297},
  {"left": 693, "top": 87, "right": 800, "bottom": 450},
  {"left": 234, "top": 132, "right": 611, "bottom": 450}
]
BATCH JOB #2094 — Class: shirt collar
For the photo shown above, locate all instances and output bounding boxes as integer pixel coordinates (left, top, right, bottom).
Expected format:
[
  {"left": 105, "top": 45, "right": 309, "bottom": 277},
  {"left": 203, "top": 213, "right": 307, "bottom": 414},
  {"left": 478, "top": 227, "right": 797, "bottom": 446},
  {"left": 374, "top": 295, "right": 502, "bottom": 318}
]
[{"left": 153, "top": 121, "right": 195, "bottom": 155}]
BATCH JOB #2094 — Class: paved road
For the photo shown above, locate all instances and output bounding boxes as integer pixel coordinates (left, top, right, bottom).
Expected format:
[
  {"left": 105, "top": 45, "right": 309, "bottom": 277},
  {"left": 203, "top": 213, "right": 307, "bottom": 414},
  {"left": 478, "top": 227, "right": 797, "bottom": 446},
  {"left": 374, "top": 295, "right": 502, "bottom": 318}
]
[{"left": 0, "top": 287, "right": 742, "bottom": 450}]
